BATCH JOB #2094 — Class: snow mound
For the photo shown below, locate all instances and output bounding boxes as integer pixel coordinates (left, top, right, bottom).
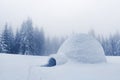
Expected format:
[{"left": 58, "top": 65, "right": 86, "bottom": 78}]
[{"left": 57, "top": 34, "right": 107, "bottom": 63}]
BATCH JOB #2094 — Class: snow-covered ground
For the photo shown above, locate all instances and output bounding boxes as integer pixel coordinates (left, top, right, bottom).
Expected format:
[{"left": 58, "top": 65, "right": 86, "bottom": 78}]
[
  {"left": 0, "top": 54, "right": 48, "bottom": 80},
  {"left": 0, "top": 54, "right": 120, "bottom": 80}
]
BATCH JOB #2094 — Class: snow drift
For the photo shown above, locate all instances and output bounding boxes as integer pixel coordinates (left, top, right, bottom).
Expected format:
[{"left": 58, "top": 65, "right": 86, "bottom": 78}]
[{"left": 54, "top": 34, "right": 107, "bottom": 64}]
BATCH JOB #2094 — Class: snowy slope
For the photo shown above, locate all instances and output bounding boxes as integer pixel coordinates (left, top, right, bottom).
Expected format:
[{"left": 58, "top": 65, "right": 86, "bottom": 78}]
[{"left": 0, "top": 54, "right": 120, "bottom": 80}]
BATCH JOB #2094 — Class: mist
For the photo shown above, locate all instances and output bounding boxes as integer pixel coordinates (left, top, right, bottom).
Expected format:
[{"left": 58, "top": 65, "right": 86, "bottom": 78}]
[{"left": 0, "top": 0, "right": 120, "bottom": 37}]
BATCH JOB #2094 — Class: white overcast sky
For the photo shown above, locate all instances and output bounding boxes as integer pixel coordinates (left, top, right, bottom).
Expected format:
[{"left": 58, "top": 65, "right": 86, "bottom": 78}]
[{"left": 0, "top": 0, "right": 120, "bottom": 37}]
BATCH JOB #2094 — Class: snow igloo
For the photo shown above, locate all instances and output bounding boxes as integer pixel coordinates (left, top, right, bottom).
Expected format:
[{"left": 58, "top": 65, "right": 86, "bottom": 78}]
[{"left": 52, "top": 34, "right": 107, "bottom": 64}]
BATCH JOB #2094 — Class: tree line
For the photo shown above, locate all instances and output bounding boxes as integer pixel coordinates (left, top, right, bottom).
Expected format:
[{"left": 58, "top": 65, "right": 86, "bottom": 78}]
[
  {"left": 89, "top": 30, "right": 120, "bottom": 56},
  {"left": 0, "top": 18, "right": 65, "bottom": 56},
  {"left": 0, "top": 19, "right": 120, "bottom": 56}
]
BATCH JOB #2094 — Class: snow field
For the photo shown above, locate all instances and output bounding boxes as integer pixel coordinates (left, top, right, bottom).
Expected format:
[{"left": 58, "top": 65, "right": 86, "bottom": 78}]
[{"left": 0, "top": 54, "right": 120, "bottom": 80}]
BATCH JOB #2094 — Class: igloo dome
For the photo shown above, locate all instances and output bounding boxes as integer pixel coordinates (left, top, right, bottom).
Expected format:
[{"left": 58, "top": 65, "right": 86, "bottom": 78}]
[{"left": 57, "top": 34, "right": 107, "bottom": 63}]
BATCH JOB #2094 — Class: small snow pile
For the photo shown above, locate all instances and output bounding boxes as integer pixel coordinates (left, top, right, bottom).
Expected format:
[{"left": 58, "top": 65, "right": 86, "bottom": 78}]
[{"left": 57, "top": 34, "right": 107, "bottom": 63}]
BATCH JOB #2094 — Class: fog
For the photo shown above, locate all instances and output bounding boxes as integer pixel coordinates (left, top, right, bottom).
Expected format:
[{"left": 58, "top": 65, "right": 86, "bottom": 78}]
[{"left": 0, "top": 0, "right": 120, "bottom": 37}]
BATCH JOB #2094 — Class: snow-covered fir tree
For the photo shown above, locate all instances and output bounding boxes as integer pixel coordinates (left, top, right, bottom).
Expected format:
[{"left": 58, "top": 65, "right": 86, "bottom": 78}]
[
  {"left": 19, "top": 18, "right": 34, "bottom": 55},
  {"left": 33, "top": 27, "right": 45, "bottom": 55},
  {"left": 14, "top": 29, "right": 21, "bottom": 54},
  {"left": 110, "top": 32, "right": 120, "bottom": 56},
  {"left": 1, "top": 24, "right": 14, "bottom": 53},
  {"left": 0, "top": 35, "right": 2, "bottom": 52}
]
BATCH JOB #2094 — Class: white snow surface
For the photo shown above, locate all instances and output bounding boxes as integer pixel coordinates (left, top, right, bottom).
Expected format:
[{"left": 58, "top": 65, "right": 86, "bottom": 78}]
[
  {"left": 57, "top": 34, "right": 107, "bottom": 63},
  {"left": 0, "top": 54, "right": 48, "bottom": 80},
  {"left": 0, "top": 54, "right": 120, "bottom": 80}
]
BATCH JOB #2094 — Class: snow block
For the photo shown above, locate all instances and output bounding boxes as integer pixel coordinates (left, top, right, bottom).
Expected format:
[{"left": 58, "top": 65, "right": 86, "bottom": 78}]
[{"left": 57, "top": 34, "right": 107, "bottom": 63}]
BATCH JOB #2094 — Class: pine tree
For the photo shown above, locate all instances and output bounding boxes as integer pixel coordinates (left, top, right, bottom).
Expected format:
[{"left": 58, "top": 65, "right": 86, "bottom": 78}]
[
  {"left": 111, "top": 32, "right": 120, "bottom": 56},
  {"left": 0, "top": 35, "right": 2, "bottom": 52},
  {"left": 19, "top": 18, "right": 34, "bottom": 55},
  {"left": 116, "top": 40, "right": 120, "bottom": 56},
  {"left": 33, "top": 27, "right": 45, "bottom": 55},
  {"left": 39, "top": 28, "right": 45, "bottom": 55},
  {"left": 14, "top": 29, "right": 21, "bottom": 54},
  {"left": 1, "top": 24, "right": 14, "bottom": 53}
]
